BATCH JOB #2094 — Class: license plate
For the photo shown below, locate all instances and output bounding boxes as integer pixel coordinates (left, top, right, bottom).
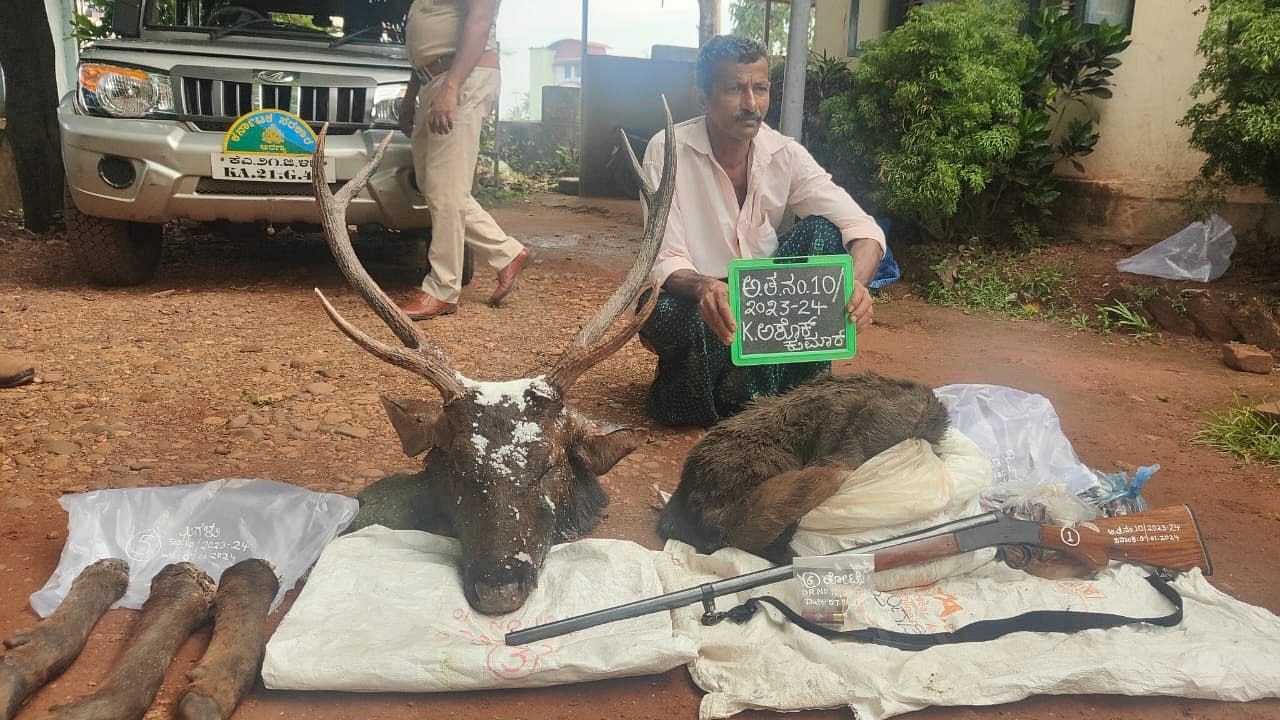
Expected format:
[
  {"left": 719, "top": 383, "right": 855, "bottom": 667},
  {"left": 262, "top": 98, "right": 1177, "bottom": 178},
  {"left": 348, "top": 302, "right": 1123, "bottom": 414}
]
[{"left": 210, "top": 153, "right": 336, "bottom": 183}]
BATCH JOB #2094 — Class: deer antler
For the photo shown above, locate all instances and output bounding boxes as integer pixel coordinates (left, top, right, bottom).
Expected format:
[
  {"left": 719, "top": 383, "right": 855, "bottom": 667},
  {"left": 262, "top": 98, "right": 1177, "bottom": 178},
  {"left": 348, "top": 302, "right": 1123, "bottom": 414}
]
[
  {"left": 545, "top": 96, "right": 677, "bottom": 394},
  {"left": 311, "top": 126, "right": 468, "bottom": 403}
]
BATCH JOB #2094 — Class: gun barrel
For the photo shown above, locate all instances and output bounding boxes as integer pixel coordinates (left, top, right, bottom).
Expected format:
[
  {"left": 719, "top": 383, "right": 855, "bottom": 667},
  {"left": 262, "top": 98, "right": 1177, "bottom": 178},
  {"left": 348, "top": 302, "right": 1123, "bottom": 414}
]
[{"left": 505, "top": 511, "right": 1001, "bottom": 646}]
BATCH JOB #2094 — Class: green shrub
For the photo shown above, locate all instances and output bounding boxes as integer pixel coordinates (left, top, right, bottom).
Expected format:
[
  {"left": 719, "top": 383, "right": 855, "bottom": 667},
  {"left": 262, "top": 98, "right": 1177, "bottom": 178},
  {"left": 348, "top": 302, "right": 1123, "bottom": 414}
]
[
  {"left": 820, "top": 0, "right": 1129, "bottom": 242},
  {"left": 1179, "top": 0, "right": 1280, "bottom": 210}
]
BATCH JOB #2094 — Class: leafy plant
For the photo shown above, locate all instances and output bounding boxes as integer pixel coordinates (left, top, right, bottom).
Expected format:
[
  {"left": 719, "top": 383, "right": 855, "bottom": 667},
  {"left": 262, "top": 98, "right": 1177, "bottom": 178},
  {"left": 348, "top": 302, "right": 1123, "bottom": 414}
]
[
  {"left": 1097, "top": 299, "right": 1155, "bottom": 335},
  {"left": 922, "top": 245, "right": 1076, "bottom": 319},
  {"left": 820, "top": 0, "right": 1130, "bottom": 242},
  {"left": 70, "top": 0, "right": 115, "bottom": 44},
  {"left": 1178, "top": 0, "right": 1280, "bottom": 212},
  {"left": 1193, "top": 401, "right": 1280, "bottom": 467}
]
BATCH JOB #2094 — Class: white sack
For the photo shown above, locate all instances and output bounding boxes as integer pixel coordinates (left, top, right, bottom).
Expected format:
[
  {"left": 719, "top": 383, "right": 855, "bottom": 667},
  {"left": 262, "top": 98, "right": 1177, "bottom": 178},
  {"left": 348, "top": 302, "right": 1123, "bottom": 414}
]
[
  {"left": 792, "top": 428, "right": 996, "bottom": 591},
  {"left": 31, "top": 478, "right": 357, "bottom": 617},
  {"left": 262, "top": 526, "right": 698, "bottom": 692},
  {"left": 655, "top": 545, "right": 1280, "bottom": 720},
  {"left": 933, "top": 384, "right": 1101, "bottom": 494}
]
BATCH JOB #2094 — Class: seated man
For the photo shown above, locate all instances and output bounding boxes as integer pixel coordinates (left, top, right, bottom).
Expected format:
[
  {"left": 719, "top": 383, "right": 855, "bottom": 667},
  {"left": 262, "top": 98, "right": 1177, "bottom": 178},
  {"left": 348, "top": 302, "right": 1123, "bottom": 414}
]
[{"left": 638, "top": 35, "right": 886, "bottom": 428}]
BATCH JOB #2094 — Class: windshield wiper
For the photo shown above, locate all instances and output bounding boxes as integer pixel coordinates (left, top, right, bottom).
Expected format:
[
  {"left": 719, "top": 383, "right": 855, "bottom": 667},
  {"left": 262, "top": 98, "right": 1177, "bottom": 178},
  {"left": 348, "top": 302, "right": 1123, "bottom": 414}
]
[
  {"left": 209, "top": 17, "right": 276, "bottom": 40},
  {"left": 330, "top": 24, "right": 383, "bottom": 48}
]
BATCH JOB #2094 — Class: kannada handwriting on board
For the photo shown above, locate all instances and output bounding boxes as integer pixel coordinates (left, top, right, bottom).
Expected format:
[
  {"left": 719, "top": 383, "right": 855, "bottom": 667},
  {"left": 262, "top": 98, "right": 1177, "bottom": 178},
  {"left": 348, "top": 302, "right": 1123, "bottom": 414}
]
[
  {"left": 741, "top": 317, "right": 846, "bottom": 352},
  {"left": 737, "top": 267, "right": 848, "bottom": 353},
  {"left": 739, "top": 271, "right": 844, "bottom": 304}
]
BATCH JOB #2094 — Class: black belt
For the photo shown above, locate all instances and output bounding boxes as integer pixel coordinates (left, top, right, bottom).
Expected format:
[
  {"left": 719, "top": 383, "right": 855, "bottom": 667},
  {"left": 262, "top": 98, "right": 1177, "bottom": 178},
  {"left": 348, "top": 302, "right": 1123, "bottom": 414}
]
[{"left": 711, "top": 572, "right": 1185, "bottom": 651}]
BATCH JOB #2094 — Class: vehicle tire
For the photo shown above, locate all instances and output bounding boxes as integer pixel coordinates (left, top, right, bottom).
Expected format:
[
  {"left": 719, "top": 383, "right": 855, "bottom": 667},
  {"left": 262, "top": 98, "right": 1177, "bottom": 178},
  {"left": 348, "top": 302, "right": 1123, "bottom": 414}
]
[
  {"left": 63, "top": 187, "right": 163, "bottom": 286},
  {"left": 612, "top": 155, "right": 641, "bottom": 200},
  {"left": 461, "top": 244, "right": 474, "bottom": 287},
  {"left": 412, "top": 228, "right": 474, "bottom": 287}
]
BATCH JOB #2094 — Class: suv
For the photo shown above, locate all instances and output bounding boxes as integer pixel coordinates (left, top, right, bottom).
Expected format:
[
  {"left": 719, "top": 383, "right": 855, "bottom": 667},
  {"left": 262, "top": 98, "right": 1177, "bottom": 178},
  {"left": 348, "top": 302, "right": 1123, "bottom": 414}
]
[{"left": 59, "top": 0, "right": 470, "bottom": 286}]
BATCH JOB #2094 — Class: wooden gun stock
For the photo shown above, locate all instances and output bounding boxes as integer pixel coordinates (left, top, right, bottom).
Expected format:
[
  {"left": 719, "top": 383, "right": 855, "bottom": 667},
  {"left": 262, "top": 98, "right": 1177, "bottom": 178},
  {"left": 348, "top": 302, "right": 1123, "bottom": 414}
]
[{"left": 1035, "top": 504, "right": 1213, "bottom": 575}]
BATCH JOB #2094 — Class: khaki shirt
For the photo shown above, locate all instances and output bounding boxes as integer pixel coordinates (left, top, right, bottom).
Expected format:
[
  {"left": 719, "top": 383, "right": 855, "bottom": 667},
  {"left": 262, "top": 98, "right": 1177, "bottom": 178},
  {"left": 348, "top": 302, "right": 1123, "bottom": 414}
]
[{"left": 405, "top": 0, "right": 500, "bottom": 69}]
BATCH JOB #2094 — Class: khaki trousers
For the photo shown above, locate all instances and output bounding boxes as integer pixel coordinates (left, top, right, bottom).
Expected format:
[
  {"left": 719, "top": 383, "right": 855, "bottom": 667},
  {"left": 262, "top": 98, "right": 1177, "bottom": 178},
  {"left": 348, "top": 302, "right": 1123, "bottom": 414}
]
[{"left": 412, "top": 67, "right": 524, "bottom": 303}]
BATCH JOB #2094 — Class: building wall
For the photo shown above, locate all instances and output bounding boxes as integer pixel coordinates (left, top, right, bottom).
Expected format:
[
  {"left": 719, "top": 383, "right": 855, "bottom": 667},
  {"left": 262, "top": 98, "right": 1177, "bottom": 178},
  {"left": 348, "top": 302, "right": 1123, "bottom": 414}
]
[
  {"left": 528, "top": 47, "right": 555, "bottom": 121},
  {"left": 579, "top": 54, "right": 700, "bottom": 197},
  {"left": 813, "top": 0, "right": 892, "bottom": 58}
]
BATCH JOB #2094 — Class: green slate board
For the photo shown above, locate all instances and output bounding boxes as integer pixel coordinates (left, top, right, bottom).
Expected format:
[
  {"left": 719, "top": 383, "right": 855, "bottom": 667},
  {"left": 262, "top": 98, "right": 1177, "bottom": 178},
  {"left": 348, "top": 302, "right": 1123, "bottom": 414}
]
[{"left": 728, "top": 255, "right": 856, "bottom": 367}]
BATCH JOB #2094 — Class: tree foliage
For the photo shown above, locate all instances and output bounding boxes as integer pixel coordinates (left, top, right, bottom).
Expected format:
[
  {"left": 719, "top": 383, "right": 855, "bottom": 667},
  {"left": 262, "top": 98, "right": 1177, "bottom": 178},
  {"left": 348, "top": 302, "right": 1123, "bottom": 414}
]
[
  {"left": 819, "top": 0, "right": 1129, "bottom": 242},
  {"left": 728, "top": 0, "right": 813, "bottom": 56},
  {"left": 1178, "top": 0, "right": 1280, "bottom": 206}
]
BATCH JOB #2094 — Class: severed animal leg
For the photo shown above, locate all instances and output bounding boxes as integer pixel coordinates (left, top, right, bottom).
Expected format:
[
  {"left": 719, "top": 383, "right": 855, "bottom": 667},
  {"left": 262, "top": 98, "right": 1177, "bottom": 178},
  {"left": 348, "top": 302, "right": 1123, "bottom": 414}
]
[
  {"left": 40, "top": 562, "right": 215, "bottom": 720},
  {"left": 176, "top": 559, "right": 279, "bottom": 720},
  {"left": 0, "top": 559, "right": 129, "bottom": 720},
  {"left": 722, "top": 465, "right": 851, "bottom": 562}
]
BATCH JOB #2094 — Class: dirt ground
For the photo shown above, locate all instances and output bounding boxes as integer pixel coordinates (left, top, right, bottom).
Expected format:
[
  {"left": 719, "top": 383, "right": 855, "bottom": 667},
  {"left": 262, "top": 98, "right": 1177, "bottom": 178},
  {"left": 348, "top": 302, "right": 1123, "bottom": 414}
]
[{"left": 2, "top": 193, "right": 1278, "bottom": 720}]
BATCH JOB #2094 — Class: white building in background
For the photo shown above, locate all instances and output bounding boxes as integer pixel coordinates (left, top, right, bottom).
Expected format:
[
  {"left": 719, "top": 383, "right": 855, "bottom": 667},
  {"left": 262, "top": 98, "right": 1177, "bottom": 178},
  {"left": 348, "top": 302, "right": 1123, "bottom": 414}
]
[{"left": 527, "top": 38, "right": 608, "bottom": 121}]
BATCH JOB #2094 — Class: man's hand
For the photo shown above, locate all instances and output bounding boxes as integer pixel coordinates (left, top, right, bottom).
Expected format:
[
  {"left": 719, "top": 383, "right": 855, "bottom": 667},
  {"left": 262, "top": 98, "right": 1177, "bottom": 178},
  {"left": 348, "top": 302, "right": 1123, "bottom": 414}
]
[
  {"left": 427, "top": 83, "right": 459, "bottom": 134},
  {"left": 399, "top": 75, "right": 421, "bottom": 137},
  {"left": 847, "top": 280, "right": 874, "bottom": 331},
  {"left": 698, "top": 280, "right": 736, "bottom": 346}
]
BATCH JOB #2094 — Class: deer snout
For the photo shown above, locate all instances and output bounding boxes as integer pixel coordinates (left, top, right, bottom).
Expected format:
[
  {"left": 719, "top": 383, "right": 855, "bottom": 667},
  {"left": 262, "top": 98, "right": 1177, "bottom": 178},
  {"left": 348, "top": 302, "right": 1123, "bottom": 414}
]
[
  {"left": 464, "top": 559, "right": 538, "bottom": 615},
  {"left": 471, "top": 580, "right": 529, "bottom": 615}
]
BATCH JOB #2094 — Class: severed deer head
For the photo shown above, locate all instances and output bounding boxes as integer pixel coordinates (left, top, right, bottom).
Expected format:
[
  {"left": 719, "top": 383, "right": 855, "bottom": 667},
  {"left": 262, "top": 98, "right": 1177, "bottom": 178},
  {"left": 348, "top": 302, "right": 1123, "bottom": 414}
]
[{"left": 310, "top": 99, "right": 676, "bottom": 615}]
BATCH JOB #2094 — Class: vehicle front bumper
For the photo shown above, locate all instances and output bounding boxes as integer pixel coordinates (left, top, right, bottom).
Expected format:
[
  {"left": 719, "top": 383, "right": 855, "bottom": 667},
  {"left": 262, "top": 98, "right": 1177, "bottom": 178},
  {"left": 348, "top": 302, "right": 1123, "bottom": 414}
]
[{"left": 58, "top": 95, "right": 430, "bottom": 229}]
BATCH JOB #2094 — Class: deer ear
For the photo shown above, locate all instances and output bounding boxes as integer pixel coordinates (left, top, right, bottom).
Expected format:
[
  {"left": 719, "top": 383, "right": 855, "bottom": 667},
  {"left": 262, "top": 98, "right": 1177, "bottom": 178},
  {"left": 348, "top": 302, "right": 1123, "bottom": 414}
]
[
  {"left": 570, "top": 427, "right": 645, "bottom": 476},
  {"left": 380, "top": 395, "right": 446, "bottom": 457}
]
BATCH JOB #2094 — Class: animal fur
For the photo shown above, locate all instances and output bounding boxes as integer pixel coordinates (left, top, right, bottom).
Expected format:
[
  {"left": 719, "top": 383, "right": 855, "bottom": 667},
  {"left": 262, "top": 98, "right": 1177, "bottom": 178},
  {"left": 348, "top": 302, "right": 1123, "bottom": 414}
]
[{"left": 658, "top": 372, "right": 950, "bottom": 562}]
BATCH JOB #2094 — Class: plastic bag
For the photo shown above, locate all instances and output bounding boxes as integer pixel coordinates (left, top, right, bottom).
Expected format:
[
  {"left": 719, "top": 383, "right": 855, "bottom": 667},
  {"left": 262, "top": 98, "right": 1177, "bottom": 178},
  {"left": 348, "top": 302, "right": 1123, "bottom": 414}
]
[
  {"left": 792, "top": 428, "right": 997, "bottom": 591},
  {"left": 1078, "top": 464, "right": 1156, "bottom": 517},
  {"left": 1116, "top": 214, "right": 1236, "bottom": 282},
  {"left": 30, "top": 478, "right": 358, "bottom": 617},
  {"left": 980, "top": 480, "right": 1100, "bottom": 525},
  {"left": 869, "top": 217, "right": 901, "bottom": 291},
  {"left": 933, "top": 384, "right": 1101, "bottom": 495}
]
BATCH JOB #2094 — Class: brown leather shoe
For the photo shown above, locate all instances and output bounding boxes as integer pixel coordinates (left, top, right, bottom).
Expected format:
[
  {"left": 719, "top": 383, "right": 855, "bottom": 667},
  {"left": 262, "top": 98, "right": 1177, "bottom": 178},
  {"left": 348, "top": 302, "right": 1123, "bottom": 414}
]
[
  {"left": 0, "top": 354, "right": 35, "bottom": 388},
  {"left": 399, "top": 291, "right": 457, "bottom": 320},
  {"left": 488, "top": 248, "right": 531, "bottom": 307}
]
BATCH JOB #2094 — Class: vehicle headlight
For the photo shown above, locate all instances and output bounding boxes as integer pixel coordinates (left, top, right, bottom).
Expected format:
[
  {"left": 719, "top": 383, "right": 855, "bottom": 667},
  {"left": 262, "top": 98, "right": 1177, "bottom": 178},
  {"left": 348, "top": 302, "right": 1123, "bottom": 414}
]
[
  {"left": 79, "top": 63, "right": 174, "bottom": 119},
  {"left": 372, "top": 83, "right": 409, "bottom": 126}
]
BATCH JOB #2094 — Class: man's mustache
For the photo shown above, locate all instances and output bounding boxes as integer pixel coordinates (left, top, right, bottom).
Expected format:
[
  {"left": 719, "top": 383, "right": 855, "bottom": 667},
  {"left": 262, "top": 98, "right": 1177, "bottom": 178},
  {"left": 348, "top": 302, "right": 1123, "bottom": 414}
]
[{"left": 735, "top": 111, "right": 763, "bottom": 123}]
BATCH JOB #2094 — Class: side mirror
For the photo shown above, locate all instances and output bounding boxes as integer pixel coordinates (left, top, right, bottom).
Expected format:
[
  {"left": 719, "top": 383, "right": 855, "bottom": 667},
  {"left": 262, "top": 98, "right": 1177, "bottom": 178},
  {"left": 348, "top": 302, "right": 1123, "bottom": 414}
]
[{"left": 111, "top": 0, "right": 142, "bottom": 38}]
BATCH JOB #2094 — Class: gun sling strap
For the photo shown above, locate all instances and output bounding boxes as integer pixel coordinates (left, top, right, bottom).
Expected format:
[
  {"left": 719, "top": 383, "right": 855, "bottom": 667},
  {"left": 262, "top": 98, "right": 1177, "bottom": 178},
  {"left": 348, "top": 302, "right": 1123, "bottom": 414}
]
[{"left": 700, "top": 572, "right": 1184, "bottom": 652}]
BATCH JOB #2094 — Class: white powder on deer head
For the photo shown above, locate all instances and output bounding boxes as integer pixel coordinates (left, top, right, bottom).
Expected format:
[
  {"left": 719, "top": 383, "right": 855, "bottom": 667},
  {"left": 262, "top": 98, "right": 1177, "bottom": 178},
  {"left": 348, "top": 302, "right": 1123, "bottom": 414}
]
[
  {"left": 467, "top": 377, "right": 555, "bottom": 411},
  {"left": 491, "top": 443, "right": 527, "bottom": 470},
  {"left": 512, "top": 421, "right": 541, "bottom": 444}
]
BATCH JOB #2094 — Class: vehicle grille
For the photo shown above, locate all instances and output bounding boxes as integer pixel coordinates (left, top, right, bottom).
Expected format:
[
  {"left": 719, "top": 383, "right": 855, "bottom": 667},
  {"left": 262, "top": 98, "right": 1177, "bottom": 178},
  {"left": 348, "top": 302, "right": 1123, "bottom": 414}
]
[
  {"left": 171, "top": 66, "right": 376, "bottom": 132},
  {"left": 195, "top": 178, "right": 342, "bottom": 196}
]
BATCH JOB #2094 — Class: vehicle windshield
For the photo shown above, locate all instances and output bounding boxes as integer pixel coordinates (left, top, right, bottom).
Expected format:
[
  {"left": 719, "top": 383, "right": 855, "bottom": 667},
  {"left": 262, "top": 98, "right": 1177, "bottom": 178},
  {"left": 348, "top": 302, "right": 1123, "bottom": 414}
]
[{"left": 145, "top": 0, "right": 409, "bottom": 45}]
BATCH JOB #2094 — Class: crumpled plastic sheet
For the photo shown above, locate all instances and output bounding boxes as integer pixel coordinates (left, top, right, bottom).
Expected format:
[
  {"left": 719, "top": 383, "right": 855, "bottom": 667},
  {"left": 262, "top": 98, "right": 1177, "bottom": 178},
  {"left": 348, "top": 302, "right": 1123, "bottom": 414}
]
[
  {"left": 30, "top": 478, "right": 358, "bottom": 617},
  {"left": 1116, "top": 214, "right": 1236, "bottom": 282}
]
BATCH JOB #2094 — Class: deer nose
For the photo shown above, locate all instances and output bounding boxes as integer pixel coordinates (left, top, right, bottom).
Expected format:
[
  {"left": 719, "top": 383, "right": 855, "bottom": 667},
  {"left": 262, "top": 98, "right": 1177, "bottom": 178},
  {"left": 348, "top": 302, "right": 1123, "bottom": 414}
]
[{"left": 472, "top": 580, "right": 528, "bottom": 615}]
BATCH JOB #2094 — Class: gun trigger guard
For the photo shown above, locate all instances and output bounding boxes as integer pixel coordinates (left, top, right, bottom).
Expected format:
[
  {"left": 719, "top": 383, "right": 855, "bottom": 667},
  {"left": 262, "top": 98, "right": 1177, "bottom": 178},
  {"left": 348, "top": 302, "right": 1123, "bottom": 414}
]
[
  {"left": 699, "top": 584, "right": 726, "bottom": 626},
  {"left": 1001, "top": 544, "right": 1035, "bottom": 570}
]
